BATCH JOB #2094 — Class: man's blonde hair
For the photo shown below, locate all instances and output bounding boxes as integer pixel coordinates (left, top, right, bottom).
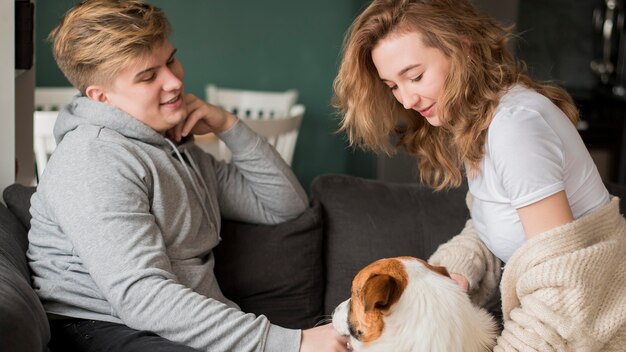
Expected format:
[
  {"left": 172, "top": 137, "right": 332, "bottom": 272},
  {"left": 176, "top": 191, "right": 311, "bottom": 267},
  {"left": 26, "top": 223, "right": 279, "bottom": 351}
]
[{"left": 49, "top": 0, "right": 171, "bottom": 93}]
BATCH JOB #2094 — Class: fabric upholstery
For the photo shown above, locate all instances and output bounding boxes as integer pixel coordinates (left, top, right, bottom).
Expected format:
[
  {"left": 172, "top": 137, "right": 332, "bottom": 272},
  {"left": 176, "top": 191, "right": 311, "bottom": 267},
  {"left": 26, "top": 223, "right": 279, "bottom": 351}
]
[
  {"left": 604, "top": 181, "right": 626, "bottom": 214},
  {"left": 214, "top": 202, "right": 325, "bottom": 329},
  {"left": 3, "top": 184, "right": 36, "bottom": 231},
  {"left": 0, "top": 200, "right": 50, "bottom": 352},
  {"left": 3, "top": 175, "right": 625, "bottom": 348},
  {"left": 310, "top": 174, "right": 470, "bottom": 315},
  {"left": 5, "top": 183, "right": 326, "bottom": 330}
]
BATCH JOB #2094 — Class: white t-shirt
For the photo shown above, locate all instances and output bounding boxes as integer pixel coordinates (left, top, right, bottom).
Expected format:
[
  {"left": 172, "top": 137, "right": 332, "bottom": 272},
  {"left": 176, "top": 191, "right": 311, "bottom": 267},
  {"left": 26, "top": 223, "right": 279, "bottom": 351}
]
[{"left": 468, "top": 85, "right": 610, "bottom": 262}]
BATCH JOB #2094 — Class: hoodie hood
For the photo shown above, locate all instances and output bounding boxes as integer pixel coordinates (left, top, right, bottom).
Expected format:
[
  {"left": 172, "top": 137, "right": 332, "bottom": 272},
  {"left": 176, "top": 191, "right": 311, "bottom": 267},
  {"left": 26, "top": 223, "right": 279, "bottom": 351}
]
[
  {"left": 54, "top": 95, "right": 172, "bottom": 149},
  {"left": 53, "top": 95, "right": 217, "bottom": 238}
]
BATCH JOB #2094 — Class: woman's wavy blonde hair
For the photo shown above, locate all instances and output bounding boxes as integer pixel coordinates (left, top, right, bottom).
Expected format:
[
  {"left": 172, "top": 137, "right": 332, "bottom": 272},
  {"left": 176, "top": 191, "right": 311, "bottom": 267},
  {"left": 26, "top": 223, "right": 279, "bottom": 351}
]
[
  {"left": 49, "top": 0, "right": 171, "bottom": 94},
  {"left": 333, "top": 0, "right": 578, "bottom": 190}
]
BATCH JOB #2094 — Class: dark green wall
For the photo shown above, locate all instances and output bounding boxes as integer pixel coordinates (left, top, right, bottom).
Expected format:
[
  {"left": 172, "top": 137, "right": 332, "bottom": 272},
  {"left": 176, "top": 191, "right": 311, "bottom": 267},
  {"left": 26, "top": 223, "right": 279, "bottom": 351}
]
[{"left": 36, "top": 0, "right": 376, "bottom": 190}]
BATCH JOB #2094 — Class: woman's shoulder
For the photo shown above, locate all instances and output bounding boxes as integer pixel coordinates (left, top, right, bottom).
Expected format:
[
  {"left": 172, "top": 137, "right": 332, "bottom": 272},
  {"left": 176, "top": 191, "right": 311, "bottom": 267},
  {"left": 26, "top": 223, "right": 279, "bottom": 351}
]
[
  {"left": 496, "top": 85, "right": 553, "bottom": 116},
  {"left": 489, "top": 103, "right": 552, "bottom": 140},
  {"left": 487, "top": 89, "right": 564, "bottom": 159},
  {"left": 490, "top": 85, "right": 567, "bottom": 135}
]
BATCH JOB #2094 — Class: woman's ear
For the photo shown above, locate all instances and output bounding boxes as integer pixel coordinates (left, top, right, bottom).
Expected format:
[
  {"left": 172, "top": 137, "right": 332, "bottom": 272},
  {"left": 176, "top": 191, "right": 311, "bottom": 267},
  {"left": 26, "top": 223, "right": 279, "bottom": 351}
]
[{"left": 85, "top": 85, "right": 108, "bottom": 103}]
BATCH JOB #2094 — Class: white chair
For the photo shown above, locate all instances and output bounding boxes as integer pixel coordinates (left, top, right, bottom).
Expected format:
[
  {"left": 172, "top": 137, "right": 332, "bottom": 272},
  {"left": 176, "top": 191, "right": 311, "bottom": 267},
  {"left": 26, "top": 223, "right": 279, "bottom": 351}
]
[
  {"left": 33, "top": 87, "right": 79, "bottom": 181},
  {"left": 34, "top": 111, "right": 59, "bottom": 181},
  {"left": 34, "top": 87, "right": 79, "bottom": 111},
  {"left": 199, "top": 84, "right": 305, "bottom": 165},
  {"left": 205, "top": 84, "right": 298, "bottom": 118}
]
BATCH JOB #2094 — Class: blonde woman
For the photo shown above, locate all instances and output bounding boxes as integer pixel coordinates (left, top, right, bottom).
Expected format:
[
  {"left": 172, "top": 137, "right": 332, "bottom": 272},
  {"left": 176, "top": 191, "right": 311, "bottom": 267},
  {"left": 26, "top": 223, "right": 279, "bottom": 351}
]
[
  {"left": 334, "top": 0, "right": 626, "bottom": 349},
  {"left": 28, "top": 0, "right": 348, "bottom": 351}
]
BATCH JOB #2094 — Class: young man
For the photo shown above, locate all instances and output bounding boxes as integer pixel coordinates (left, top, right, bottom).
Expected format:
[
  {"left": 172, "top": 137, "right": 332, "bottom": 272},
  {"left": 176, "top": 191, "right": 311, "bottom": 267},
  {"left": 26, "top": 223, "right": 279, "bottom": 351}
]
[{"left": 27, "top": 1, "right": 348, "bottom": 351}]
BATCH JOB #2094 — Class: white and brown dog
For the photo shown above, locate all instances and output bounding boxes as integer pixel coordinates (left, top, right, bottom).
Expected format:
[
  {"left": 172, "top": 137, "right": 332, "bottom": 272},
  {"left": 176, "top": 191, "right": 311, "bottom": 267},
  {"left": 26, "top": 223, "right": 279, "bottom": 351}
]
[{"left": 332, "top": 256, "right": 497, "bottom": 352}]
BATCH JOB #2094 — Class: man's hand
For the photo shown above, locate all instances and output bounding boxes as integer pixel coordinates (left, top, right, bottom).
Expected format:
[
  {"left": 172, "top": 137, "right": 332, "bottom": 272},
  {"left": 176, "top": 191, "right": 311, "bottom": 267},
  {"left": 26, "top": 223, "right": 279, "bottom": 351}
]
[
  {"left": 168, "top": 93, "right": 237, "bottom": 141},
  {"left": 300, "top": 324, "right": 350, "bottom": 352}
]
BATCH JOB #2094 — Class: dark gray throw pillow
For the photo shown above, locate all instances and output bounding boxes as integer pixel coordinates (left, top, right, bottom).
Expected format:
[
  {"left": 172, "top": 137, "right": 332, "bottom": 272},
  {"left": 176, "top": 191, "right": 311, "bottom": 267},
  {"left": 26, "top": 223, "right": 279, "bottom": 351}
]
[
  {"left": 2, "top": 184, "right": 36, "bottom": 231},
  {"left": 310, "top": 174, "right": 470, "bottom": 315},
  {"left": 214, "top": 203, "right": 325, "bottom": 330}
]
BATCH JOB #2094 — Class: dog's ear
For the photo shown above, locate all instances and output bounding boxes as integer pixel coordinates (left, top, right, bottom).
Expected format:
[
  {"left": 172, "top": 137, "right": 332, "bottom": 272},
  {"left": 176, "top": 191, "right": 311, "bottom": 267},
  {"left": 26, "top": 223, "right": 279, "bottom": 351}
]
[
  {"left": 428, "top": 264, "right": 451, "bottom": 278},
  {"left": 362, "top": 274, "right": 404, "bottom": 313}
]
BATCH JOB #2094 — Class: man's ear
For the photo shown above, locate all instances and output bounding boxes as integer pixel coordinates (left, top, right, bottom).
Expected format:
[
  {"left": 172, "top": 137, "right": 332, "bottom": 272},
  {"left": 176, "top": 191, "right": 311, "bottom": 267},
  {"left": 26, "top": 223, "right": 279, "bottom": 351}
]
[{"left": 85, "top": 85, "right": 108, "bottom": 103}]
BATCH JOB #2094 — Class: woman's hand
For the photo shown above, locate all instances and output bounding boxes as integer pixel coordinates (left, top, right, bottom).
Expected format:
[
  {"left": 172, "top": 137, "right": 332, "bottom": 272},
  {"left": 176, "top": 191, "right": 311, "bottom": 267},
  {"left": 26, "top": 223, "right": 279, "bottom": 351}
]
[
  {"left": 450, "top": 272, "right": 469, "bottom": 292},
  {"left": 300, "top": 324, "right": 350, "bottom": 352},
  {"left": 168, "top": 93, "right": 237, "bottom": 141}
]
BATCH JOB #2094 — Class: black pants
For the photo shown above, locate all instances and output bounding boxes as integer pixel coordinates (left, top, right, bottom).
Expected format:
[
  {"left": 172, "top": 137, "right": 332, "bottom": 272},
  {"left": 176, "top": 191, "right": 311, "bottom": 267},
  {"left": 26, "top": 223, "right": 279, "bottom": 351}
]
[{"left": 49, "top": 318, "right": 200, "bottom": 352}]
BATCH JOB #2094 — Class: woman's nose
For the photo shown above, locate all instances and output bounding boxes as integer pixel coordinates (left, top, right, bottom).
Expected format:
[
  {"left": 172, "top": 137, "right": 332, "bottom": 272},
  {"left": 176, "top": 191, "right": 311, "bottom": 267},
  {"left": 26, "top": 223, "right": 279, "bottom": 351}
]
[{"left": 400, "top": 88, "right": 419, "bottom": 110}]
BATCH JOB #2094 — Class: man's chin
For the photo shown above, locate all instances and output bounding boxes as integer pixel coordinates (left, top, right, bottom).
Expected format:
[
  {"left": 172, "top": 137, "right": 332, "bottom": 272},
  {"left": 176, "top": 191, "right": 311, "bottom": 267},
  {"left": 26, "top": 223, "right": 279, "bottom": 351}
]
[{"left": 170, "top": 107, "right": 188, "bottom": 124}]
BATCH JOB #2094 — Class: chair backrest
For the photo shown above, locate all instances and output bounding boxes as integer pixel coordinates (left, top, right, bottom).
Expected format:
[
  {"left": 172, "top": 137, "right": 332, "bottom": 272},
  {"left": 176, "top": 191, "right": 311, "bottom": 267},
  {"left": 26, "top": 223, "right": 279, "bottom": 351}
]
[
  {"left": 217, "top": 105, "right": 305, "bottom": 165},
  {"left": 203, "top": 84, "right": 304, "bottom": 165},
  {"left": 33, "top": 87, "right": 79, "bottom": 181},
  {"left": 205, "top": 84, "right": 298, "bottom": 119},
  {"left": 33, "top": 111, "right": 58, "bottom": 181},
  {"left": 34, "top": 87, "right": 79, "bottom": 111}
]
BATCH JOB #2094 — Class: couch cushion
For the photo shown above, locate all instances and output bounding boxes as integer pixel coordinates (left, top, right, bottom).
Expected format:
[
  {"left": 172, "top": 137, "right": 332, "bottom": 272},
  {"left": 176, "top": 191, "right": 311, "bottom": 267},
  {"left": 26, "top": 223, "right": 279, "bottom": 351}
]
[
  {"left": 605, "top": 181, "right": 626, "bottom": 214},
  {"left": 0, "top": 196, "right": 30, "bottom": 279},
  {"left": 3, "top": 184, "right": 36, "bottom": 231},
  {"left": 0, "top": 196, "right": 50, "bottom": 351},
  {"left": 214, "top": 202, "right": 324, "bottom": 329},
  {"left": 311, "top": 174, "right": 470, "bottom": 315}
]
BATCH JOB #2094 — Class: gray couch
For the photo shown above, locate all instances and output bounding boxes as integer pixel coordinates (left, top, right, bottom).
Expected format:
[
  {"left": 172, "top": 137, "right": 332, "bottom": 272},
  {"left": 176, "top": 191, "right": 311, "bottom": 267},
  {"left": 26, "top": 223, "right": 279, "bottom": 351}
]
[{"left": 3, "top": 173, "right": 623, "bottom": 351}]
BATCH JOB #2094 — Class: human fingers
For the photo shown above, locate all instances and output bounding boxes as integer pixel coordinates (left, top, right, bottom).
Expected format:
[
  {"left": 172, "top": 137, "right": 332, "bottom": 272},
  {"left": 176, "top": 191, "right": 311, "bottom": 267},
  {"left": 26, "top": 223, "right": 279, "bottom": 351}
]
[
  {"left": 165, "top": 94, "right": 200, "bottom": 141},
  {"left": 324, "top": 324, "right": 349, "bottom": 351},
  {"left": 182, "top": 93, "right": 233, "bottom": 136},
  {"left": 450, "top": 272, "right": 469, "bottom": 292},
  {"left": 178, "top": 93, "right": 221, "bottom": 139},
  {"left": 300, "top": 324, "right": 350, "bottom": 352},
  {"left": 333, "top": 326, "right": 350, "bottom": 352}
]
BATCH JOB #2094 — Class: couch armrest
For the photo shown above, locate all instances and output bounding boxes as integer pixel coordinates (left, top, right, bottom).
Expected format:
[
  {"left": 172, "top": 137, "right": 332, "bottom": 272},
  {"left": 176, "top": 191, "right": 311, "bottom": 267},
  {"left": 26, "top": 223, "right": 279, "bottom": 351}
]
[
  {"left": 311, "top": 174, "right": 469, "bottom": 315},
  {"left": 0, "top": 200, "right": 50, "bottom": 351}
]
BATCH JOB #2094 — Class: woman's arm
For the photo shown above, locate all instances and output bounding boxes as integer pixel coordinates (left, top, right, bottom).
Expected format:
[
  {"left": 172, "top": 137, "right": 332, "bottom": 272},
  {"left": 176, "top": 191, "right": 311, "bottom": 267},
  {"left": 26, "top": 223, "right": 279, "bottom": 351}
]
[
  {"left": 517, "top": 190, "right": 573, "bottom": 239},
  {"left": 428, "top": 218, "right": 502, "bottom": 307}
]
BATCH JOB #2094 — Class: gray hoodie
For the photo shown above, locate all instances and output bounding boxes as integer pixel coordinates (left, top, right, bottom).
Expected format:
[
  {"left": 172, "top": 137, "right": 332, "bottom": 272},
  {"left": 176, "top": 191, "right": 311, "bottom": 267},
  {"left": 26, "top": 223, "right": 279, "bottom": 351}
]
[{"left": 27, "top": 96, "right": 308, "bottom": 351}]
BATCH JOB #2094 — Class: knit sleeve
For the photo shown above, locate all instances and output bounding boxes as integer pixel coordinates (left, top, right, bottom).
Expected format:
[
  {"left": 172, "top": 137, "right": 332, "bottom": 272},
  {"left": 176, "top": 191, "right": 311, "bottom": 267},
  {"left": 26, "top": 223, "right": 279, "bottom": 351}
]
[
  {"left": 493, "top": 197, "right": 626, "bottom": 351},
  {"left": 494, "top": 304, "right": 570, "bottom": 352},
  {"left": 428, "top": 219, "right": 502, "bottom": 307}
]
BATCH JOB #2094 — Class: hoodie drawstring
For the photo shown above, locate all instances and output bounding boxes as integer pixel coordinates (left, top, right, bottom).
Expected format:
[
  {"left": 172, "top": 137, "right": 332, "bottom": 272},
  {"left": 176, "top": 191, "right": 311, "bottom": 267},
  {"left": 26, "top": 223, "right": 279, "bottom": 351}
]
[{"left": 165, "top": 138, "right": 219, "bottom": 238}]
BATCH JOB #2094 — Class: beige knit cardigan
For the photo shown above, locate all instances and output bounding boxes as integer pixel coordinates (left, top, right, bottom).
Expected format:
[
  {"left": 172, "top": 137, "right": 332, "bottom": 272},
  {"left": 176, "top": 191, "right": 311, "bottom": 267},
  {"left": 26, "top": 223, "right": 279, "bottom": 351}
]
[{"left": 429, "top": 196, "right": 626, "bottom": 351}]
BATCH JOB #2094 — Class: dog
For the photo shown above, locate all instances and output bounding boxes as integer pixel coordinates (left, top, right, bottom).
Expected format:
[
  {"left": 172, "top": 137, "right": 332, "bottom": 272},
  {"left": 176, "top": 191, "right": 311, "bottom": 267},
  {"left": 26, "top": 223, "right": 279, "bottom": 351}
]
[{"left": 332, "top": 256, "right": 497, "bottom": 352}]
